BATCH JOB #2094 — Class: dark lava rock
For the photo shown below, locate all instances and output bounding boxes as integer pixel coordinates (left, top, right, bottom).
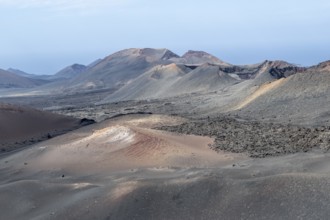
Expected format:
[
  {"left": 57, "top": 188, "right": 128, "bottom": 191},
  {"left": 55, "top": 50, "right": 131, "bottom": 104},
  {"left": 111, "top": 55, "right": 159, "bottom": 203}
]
[{"left": 80, "top": 118, "right": 96, "bottom": 126}]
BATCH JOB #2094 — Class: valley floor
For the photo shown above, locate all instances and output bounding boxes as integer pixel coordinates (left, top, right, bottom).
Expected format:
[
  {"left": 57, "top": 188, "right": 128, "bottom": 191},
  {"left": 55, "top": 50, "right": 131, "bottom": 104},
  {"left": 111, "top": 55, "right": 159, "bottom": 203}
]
[
  {"left": 2, "top": 48, "right": 330, "bottom": 219},
  {"left": 2, "top": 114, "right": 330, "bottom": 219}
]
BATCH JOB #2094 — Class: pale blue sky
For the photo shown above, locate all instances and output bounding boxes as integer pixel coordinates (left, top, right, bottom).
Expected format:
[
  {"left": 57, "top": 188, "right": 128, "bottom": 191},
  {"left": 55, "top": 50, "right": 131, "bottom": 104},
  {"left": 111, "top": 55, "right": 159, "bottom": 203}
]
[{"left": 0, "top": 0, "right": 329, "bottom": 74}]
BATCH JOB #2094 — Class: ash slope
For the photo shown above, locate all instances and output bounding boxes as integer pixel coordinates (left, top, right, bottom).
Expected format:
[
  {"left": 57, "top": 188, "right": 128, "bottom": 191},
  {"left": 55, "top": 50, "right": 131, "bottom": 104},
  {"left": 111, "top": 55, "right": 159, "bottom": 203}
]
[
  {"left": 2, "top": 115, "right": 330, "bottom": 220},
  {"left": 0, "top": 103, "right": 84, "bottom": 153},
  {"left": 230, "top": 61, "right": 330, "bottom": 125},
  {"left": 100, "top": 63, "right": 239, "bottom": 102},
  {"left": 98, "top": 57, "right": 308, "bottom": 104},
  {"left": 64, "top": 48, "right": 179, "bottom": 91}
]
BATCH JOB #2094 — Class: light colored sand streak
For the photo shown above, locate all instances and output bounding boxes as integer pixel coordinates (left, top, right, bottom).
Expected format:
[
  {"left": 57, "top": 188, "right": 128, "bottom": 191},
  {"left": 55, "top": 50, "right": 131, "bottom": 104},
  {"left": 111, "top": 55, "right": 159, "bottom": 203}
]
[{"left": 233, "top": 78, "right": 286, "bottom": 110}]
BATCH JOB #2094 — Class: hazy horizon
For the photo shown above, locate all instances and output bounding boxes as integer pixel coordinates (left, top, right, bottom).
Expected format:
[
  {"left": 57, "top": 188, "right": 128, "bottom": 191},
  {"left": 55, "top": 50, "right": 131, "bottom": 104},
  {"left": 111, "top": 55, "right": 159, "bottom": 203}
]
[{"left": 1, "top": 0, "right": 329, "bottom": 75}]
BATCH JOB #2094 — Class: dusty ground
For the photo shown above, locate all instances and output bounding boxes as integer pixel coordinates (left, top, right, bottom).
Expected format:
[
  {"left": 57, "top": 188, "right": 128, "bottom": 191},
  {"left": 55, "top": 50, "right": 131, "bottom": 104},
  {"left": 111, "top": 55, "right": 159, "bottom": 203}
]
[
  {"left": 2, "top": 114, "right": 330, "bottom": 219},
  {"left": 2, "top": 85, "right": 330, "bottom": 219},
  {"left": 2, "top": 50, "right": 330, "bottom": 219},
  {"left": 0, "top": 103, "right": 92, "bottom": 153},
  {"left": 0, "top": 114, "right": 242, "bottom": 219}
]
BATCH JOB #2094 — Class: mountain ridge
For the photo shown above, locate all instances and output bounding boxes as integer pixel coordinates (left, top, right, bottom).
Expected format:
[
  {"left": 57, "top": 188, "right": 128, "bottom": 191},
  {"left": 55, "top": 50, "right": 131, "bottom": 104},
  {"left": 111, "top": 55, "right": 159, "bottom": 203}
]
[
  {"left": 1, "top": 48, "right": 329, "bottom": 102},
  {"left": 55, "top": 63, "right": 87, "bottom": 79}
]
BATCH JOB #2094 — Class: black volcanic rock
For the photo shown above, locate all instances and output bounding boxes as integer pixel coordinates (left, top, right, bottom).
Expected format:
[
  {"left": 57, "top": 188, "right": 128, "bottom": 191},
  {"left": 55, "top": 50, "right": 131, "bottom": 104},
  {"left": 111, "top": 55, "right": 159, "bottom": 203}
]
[
  {"left": 79, "top": 118, "right": 96, "bottom": 126},
  {"left": 261, "top": 60, "right": 306, "bottom": 79},
  {"left": 261, "top": 60, "right": 295, "bottom": 68},
  {"left": 248, "top": 60, "right": 306, "bottom": 84}
]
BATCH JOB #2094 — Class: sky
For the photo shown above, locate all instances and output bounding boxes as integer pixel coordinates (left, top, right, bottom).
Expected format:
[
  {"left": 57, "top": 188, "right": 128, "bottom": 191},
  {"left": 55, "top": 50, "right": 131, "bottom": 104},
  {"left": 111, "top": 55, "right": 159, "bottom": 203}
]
[{"left": 0, "top": 0, "right": 329, "bottom": 75}]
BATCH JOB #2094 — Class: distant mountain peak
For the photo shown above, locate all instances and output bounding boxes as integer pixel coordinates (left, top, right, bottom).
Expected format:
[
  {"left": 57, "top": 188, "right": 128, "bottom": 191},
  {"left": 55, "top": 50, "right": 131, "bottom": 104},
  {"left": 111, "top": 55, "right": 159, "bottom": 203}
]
[
  {"left": 160, "top": 49, "right": 180, "bottom": 60},
  {"left": 70, "top": 63, "right": 86, "bottom": 69},
  {"left": 314, "top": 60, "right": 330, "bottom": 71},
  {"left": 262, "top": 60, "right": 296, "bottom": 68},
  {"left": 7, "top": 68, "right": 22, "bottom": 73},
  {"left": 138, "top": 48, "right": 180, "bottom": 60},
  {"left": 0, "top": 68, "right": 43, "bottom": 88},
  {"left": 68, "top": 64, "right": 87, "bottom": 73},
  {"left": 55, "top": 63, "right": 87, "bottom": 78},
  {"left": 7, "top": 68, "right": 34, "bottom": 77},
  {"left": 182, "top": 50, "right": 213, "bottom": 58},
  {"left": 253, "top": 60, "right": 305, "bottom": 83},
  {"left": 105, "top": 48, "right": 180, "bottom": 63},
  {"left": 180, "top": 50, "right": 230, "bottom": 66}
]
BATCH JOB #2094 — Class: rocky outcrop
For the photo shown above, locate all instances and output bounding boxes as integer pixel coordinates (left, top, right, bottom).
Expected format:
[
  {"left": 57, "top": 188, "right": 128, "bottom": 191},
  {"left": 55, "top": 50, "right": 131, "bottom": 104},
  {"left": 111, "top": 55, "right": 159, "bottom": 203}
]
[
  {"left": 309, "top": 60, "right": 330, "bottom": 72},
  {"left": 159, "top": 116, "right": 330, "bottom": 158}
]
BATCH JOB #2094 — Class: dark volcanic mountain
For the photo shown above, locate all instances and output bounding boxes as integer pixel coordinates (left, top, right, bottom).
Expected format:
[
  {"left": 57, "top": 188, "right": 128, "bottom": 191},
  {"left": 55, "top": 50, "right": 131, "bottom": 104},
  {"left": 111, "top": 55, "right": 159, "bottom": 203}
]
[
  {"left": 7, "top": 68, "right": 35, "bottom": 78},
  {"left": 0, "top": 48, "right": 245, "bottom": 95},
  {"left": 99, "top": 62, "right": 240, "bottom": 103},
  {"left": 171, "top": 50, "right": 231, "bottom": 66},
  {"left": 249, "top": 60, "right": 305, "bottom": 85},
  {"left": 65, "top": 48, "right": 180, "bottom": 91},
  {"left": 55, "top": 64, "right": 87, "bottom": 79},
  {"left": 98, "top": 63, "right": 188, "bottom": 102},
  {"left": 0, "top": 69, "right": 46, "bottom": 88},
  {"left": 230, "top": 60, "right": 330, "bottom": 123},
  {"left": 55, "top": 48, "right": 236, "bottom": 97},
  {"left": 7, "top": 68, "right": 60, "bottom": 81},
  {"left": 1, "top": 48, "right": 329, "bottom": 122}
]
